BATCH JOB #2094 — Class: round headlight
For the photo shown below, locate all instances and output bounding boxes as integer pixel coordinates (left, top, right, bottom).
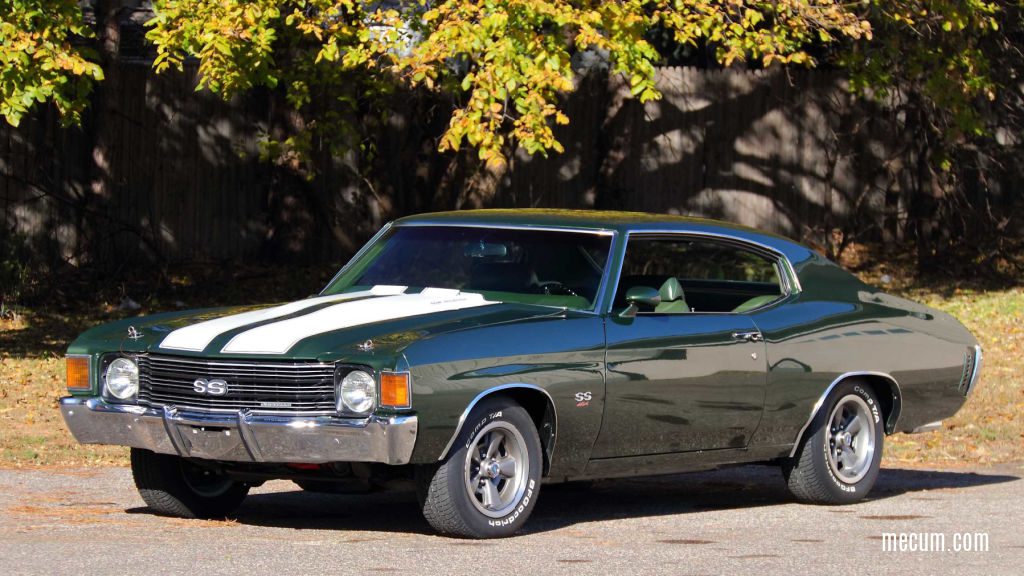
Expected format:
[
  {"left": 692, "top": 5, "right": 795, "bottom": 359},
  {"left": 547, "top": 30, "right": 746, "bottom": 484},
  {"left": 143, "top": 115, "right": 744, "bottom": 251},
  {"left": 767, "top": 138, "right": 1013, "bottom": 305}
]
[
  {"left": 105, "top": 357, "right": 139, "bottom": 400},
  {"left": 338, "top": 370, "right": 376, "bottom": 414}
]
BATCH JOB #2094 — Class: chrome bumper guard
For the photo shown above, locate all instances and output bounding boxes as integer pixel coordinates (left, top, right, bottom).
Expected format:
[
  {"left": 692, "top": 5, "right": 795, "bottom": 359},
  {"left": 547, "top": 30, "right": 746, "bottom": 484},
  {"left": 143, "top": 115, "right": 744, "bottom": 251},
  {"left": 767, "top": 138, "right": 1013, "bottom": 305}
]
[{"left": 59, "top": 397, "right": 417, "bottom": 465}]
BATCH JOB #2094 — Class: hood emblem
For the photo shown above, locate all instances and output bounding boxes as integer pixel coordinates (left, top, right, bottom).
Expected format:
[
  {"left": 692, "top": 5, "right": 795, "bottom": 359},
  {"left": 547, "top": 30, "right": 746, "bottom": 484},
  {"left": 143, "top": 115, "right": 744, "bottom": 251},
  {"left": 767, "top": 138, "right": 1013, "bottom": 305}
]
[
  {"left": 127, "top": 326, "right": 144, "bottom": 340},
  {"left": 357, "top": 339, "right": 374, "bottom": 351}
]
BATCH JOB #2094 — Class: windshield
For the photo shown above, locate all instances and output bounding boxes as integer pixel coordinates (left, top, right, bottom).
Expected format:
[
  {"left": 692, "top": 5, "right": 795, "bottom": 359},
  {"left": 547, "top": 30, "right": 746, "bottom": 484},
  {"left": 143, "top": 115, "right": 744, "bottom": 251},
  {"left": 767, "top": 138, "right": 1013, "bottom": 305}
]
[{"left": 323, "top": 226, "right": 613, "bottom": 311}]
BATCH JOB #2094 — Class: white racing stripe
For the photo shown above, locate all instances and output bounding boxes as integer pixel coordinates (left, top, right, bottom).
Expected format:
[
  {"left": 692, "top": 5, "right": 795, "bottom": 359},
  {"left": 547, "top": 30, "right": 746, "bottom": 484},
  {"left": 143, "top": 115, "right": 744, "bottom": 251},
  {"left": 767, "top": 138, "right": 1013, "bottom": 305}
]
[
  {"left": 159, "top": 285, "right": 408, "bottom": 352},
  {"left": 221, "top": 288, "right": 497, "bottom": 354}
]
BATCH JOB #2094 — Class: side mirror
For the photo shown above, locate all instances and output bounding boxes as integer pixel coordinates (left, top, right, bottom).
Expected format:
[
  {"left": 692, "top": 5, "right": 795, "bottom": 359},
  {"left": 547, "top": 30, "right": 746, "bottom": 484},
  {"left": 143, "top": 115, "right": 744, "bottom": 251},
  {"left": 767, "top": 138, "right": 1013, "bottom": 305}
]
[{"left": 620, "top": 286, "right": 661, "bottom": 318}]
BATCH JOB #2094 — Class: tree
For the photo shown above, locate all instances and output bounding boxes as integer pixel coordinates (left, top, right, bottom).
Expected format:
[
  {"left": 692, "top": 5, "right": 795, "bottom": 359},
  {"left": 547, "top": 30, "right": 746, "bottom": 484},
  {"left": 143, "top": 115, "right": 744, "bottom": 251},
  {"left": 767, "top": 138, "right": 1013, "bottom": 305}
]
[
  {"left": 841, "top": 1, "right": 1014, "bottom": 271},
  {"left": 144, "top": 0, "right": 873, "bottom": 167},
  {"left": 0, "top": 0, "right": 104, "bottom": 127},
  {"left": 4, "top": 1, "right": 872, "bottom": 164}
]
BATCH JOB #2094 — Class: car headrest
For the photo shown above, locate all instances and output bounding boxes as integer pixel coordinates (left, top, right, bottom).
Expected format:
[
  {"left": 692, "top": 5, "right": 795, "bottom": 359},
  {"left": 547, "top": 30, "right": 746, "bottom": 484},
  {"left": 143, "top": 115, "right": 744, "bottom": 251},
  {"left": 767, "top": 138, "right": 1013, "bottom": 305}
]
[{"left": 659, "top": 277, "right": 684, "bottom": 302}]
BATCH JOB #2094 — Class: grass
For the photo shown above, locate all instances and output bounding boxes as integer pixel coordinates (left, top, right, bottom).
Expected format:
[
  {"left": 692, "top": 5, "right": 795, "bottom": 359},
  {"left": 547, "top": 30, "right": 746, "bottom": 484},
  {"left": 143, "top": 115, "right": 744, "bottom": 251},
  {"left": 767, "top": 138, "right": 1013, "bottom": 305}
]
[
  {"left": 881, "top": 287, "right": 1023, "bottom": 466},
  {"left": 841, "top": 244, "right": 1024, "bottom": 467},
  {"left": 0, "top": 254, "right": 1020, "bottom": 468}
]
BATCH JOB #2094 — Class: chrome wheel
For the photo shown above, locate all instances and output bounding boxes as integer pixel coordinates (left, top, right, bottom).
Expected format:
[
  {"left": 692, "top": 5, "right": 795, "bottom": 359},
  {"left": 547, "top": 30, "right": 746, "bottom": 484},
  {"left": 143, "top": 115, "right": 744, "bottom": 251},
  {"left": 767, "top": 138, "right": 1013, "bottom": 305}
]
[
  {"left": 825, "top": 394, "right": 876, "bottom": 484},
  {"left": 464, "top": 421, "right": 529, "bottom": 518}
]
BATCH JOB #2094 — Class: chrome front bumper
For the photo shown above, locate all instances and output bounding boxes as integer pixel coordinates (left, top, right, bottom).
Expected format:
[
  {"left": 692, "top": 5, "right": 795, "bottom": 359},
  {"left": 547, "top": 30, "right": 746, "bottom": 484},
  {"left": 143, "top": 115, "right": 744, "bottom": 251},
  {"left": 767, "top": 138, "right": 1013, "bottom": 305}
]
[{"left": 59, "top": 397, "right": 418, "bottom": 465}]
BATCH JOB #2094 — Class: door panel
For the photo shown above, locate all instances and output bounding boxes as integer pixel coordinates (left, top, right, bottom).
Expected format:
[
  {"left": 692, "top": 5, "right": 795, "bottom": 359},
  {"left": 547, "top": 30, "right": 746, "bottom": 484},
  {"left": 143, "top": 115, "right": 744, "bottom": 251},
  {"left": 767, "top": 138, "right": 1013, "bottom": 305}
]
[{"left": 591, "top": 314, "right": 767, "bottom": 458}]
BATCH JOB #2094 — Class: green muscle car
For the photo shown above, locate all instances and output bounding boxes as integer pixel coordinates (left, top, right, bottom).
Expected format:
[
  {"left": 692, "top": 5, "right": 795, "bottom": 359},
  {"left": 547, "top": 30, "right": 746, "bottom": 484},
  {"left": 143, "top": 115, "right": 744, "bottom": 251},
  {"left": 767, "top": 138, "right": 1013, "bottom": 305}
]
[{"left": 60, "top": 209, "right": 982, "bottom": 538}]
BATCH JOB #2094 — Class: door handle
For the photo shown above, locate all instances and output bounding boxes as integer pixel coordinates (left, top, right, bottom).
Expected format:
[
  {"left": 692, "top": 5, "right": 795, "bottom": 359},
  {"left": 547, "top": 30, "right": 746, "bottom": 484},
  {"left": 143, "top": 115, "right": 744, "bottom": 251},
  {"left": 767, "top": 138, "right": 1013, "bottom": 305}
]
[{"left": 732, "top": 330, "right": 763, "bottom": 342}]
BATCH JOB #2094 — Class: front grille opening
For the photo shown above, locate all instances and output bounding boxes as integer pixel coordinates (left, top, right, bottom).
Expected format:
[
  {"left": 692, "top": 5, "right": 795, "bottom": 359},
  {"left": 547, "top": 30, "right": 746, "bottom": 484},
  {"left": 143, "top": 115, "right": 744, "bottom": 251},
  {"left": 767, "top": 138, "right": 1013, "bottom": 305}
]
[{"left": 138, "top": 355, "right": 337, "bottom": 415}]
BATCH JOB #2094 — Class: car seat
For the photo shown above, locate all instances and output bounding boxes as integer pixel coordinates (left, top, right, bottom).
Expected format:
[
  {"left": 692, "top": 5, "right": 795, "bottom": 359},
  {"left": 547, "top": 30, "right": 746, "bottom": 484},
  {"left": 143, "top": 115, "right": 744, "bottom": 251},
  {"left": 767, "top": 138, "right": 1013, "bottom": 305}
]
[{"left": 654, "top": 277, "right": 690, "bottom": 313}]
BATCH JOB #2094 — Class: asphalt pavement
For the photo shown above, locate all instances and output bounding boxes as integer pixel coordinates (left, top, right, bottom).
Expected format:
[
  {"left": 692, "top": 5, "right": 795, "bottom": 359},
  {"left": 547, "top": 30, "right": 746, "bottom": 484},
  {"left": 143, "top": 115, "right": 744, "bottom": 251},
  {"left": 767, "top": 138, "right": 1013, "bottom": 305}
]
[{"left": 1, "top": 462, "right": 1021, "bottom": 575}]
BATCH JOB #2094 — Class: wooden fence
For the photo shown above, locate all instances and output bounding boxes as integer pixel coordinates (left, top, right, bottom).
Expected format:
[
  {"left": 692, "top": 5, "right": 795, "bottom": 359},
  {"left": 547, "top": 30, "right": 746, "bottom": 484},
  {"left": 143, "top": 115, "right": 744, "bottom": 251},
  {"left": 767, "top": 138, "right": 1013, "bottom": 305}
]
[{"left": 0, "top": 62, "right": 971, "bottom": 268}]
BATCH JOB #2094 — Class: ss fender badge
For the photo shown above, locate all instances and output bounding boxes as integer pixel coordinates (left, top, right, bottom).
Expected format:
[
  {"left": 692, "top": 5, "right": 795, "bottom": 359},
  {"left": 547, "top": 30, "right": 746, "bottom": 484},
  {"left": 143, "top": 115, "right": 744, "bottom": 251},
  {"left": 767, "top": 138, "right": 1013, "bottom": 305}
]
[{"left": 574, "top": 391, "right": 592, "bottom": 408}]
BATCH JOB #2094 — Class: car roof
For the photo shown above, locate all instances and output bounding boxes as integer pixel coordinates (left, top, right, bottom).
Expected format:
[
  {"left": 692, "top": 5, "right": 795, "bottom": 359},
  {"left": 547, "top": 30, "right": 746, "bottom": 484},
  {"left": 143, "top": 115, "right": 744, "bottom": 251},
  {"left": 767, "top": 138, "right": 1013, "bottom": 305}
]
[{"left": 394, "top": 209, "right": 815, "bottom": 262}]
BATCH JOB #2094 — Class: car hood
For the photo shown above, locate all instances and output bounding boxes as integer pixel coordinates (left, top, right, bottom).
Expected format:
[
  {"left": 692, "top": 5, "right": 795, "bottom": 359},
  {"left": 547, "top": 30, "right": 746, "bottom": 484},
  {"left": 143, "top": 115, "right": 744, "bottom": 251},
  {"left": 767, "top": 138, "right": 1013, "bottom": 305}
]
[{"left": 69, "top": 287, "right": 567, "bottom": 368}]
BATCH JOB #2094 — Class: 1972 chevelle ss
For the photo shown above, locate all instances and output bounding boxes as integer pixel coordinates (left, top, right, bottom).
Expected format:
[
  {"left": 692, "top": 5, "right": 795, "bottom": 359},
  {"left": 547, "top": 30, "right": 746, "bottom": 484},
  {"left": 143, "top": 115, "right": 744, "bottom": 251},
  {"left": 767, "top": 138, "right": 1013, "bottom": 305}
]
[{"left": 60, "top": 210, "right": 982, "bottom": 538}]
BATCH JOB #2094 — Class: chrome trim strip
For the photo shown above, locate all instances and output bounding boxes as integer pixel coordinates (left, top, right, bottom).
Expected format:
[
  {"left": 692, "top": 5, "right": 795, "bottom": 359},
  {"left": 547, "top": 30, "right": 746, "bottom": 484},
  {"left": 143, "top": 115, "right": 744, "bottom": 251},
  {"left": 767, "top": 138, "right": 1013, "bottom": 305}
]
[
  {"left": 437, "top": 383, "right": 557, "bottom": 461},
  {"left": 966, "top": 345, "right": 983, "bottom": 396},
  {"left": 605, "top": 230, "right": 803, "bottom": 314},
  {"left": 602, "top": 233, "right": 629, "bottom": 314},
  {"left": 143, "top": 405, "right": 338, "bottom": 417},
  {"left": 787, "top": 371, "right": 902, "bottom": 458},
  {"left": 590, "top": 231, "right": 619, "bottom": 314},
  {"left": 396, "top": 222, "right": 616, "bottom": 235},
  {"left": 320, "top": 221, "right": 394, "bottom": 294},
  {"left": 909, "top": 421, "right": 943, "bottom": 434},
  {"left": 144, "top": 356, "right": 336, "bottom": 369}
]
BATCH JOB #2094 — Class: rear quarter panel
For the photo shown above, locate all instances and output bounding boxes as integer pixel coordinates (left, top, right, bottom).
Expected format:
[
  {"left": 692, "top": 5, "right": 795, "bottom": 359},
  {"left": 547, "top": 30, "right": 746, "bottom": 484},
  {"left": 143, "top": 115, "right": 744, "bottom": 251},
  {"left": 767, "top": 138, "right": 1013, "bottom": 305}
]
[{"left": 748, "top": 257, "right": 977, "bottom": 453}]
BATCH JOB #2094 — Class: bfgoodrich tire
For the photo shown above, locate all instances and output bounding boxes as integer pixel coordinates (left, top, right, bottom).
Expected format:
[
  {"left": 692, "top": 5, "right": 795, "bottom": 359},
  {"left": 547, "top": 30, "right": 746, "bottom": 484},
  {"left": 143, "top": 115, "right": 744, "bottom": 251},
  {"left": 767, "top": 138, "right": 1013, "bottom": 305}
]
[
  {"left": 131, "top": 448, "right": 249, "bottom": 519},
  {"left": 416, "top": 397, "right": 543, "bottom": 538},
  {"left": 783, "top": 380, "right": 885, "bottom": 504}
]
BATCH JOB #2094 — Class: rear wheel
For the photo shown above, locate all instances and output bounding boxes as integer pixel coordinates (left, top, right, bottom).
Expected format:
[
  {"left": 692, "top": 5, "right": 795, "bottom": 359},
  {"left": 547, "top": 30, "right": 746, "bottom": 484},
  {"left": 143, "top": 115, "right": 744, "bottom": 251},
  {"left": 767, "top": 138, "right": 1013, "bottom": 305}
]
[
  {"left": 131, "top": 448, "right": 249, "bottom": 519},
  {"left": 416, "top": 398, "right": 543, "bottom": 538},
  {"left": 783, "top": 380, "right": 884, "bottom": 504}
]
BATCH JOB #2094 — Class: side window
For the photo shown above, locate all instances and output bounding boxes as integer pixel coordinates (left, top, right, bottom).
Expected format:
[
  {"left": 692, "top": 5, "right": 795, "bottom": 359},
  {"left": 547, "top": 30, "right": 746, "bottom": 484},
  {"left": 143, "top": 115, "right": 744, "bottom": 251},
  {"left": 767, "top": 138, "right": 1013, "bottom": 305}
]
[{"left": 615, "top": 236, "right": 784, "bottom": 314}]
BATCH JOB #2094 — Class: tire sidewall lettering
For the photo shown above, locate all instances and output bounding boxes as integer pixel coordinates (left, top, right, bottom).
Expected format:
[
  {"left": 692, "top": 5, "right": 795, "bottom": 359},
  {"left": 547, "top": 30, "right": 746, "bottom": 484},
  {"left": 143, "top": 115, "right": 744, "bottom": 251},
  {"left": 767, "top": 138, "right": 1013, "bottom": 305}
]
[
  {"left": 821, "top": 437, "right": 857, "bottom": 493},
  {"left": 487, "top": 479, "right": 535, "bottom": 527},
  {"left": 463, "top": 410, "right": 505, "bottom": 450},
  {"left": 853, "top": 385, "right": 881, "bottom": 424}
]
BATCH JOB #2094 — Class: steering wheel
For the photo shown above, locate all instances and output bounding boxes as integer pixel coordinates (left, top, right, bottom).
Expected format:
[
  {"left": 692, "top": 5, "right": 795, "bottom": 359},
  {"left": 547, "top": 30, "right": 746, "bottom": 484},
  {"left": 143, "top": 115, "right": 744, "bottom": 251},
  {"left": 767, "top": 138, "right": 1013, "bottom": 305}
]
[{"left": 536, "top": 281, "right": 580, "bottom": 297}]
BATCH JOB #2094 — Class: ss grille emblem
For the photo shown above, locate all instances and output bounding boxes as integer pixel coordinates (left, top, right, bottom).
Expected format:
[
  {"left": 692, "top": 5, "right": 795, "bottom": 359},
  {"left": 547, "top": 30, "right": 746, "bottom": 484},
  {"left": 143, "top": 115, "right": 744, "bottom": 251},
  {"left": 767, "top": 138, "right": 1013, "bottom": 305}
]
[{"left": 192, "top": 378, "right": 228, "bottom": 396}]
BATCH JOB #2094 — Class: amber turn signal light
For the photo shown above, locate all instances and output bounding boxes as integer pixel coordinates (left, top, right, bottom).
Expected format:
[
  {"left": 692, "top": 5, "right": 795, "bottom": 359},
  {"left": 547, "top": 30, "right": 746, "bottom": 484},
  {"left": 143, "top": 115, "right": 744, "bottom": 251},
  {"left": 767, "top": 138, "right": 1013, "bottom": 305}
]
[
  {"left": 66, "top": 356, "right": 91, "bottom": 391},
  {"left": 380, "top": 372, "right": 411, "bottom": 408}
]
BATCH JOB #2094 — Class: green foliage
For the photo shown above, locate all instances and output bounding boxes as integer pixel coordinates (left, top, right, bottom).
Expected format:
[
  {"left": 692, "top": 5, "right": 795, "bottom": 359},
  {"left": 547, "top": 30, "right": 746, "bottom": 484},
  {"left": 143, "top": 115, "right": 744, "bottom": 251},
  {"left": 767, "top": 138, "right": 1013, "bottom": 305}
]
[
  {"left": 400, "top": 0, "right": 871, "bottom": 165},
  {"left": 148, "top": 0, "right": 283, "bottom": 94},
  {"left": 0, "top": 0, "right": 103, "bottom": 127},
  {"left": 844, "top": 0, "right": 1004, "bottom": 146},
  {"left": 142, "top": 1, "right": 873, "bottom": 167},
  {"left": 1, "top": 0, "right": 1015, "bottom": 173},
  {"left": 147, "top": 0, "right": 393, "bottom": 175}
]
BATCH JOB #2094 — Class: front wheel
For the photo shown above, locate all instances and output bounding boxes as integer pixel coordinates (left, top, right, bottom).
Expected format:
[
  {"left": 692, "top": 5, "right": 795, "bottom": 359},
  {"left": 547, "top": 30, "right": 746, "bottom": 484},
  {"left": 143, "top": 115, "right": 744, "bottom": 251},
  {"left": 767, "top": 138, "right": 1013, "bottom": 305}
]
[
  {"left": 783, "top": 380, "right": 884, "bottom": 504},
  {"left": 131, "top": 448, "right": 249, "bottom": 519},
  {"left": 416, "top": 398, "right": 543, "bottom": 538}
]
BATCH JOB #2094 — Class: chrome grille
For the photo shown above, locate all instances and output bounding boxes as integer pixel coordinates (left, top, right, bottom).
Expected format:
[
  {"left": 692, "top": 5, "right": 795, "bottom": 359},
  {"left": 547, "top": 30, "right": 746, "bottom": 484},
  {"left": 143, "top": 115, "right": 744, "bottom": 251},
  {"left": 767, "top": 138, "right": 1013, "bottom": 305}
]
[{"left": 138, "top": 355, "right": 337, "bottom": 414}]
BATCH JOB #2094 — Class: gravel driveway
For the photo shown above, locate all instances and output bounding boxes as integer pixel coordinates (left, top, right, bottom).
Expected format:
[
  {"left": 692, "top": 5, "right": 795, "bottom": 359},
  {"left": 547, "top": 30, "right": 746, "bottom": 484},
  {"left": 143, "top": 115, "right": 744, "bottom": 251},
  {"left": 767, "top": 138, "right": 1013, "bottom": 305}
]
[{"left": 1, "top": 463, "right": 1020, "bottom": 575}]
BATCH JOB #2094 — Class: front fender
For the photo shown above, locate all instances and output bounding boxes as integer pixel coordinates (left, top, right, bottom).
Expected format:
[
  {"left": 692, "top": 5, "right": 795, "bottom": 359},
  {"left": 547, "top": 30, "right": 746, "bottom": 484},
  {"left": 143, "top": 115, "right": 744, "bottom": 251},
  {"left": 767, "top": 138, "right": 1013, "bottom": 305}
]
[
  {"left": 402, "top": 315, "right": 606, "bottom": 478},
  {"left": 436, "top": 383, "right": 556, "bottom": 461}
]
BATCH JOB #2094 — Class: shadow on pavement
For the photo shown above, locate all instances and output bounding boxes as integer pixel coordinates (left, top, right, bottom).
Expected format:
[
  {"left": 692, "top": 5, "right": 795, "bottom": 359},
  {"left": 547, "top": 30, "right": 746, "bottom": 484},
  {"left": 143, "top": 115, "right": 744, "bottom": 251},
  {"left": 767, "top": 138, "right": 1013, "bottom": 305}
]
[
  {"left": 525, "top": 465, "right": 1020, "bottom": 534},
  {"left": 126, "top": 465, "right": 1020, "bottom": 536}
]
